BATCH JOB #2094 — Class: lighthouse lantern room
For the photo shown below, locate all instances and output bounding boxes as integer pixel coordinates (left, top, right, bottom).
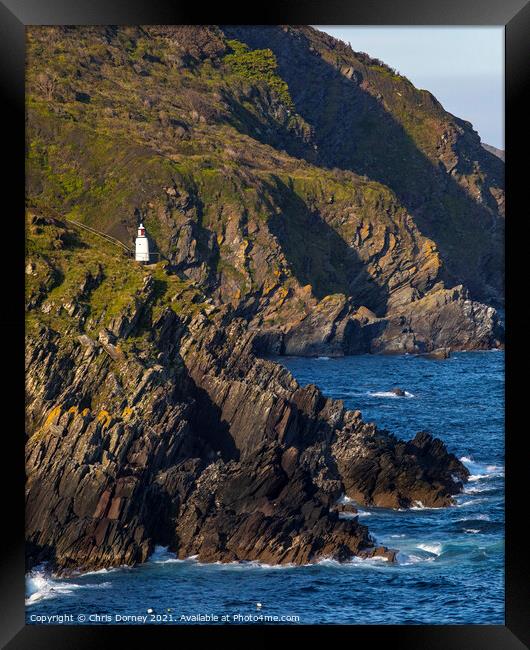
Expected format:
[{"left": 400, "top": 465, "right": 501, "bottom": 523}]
[{"left": 135, "top": 223, "right": 150, "bottom": 262}]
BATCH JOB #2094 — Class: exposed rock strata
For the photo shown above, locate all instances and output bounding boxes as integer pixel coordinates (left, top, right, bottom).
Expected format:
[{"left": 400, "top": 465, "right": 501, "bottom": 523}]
[
  {"left": 26, "top": 297, "right": 468, "bottom": 573},
  {"left": 25, "top": 25, "right": 504, "bottom": 358},
  {"left": 266, "top": 285, "right": 502, "bottom": 357},
  {"left": 24, "top": 24, "right": 501, "bottom": 573}
]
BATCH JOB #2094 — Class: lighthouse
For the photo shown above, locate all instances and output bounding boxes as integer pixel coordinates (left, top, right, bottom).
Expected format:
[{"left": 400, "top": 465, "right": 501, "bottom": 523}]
[{"left": 135, "top": 223, "right": 150, "bottom": 262}]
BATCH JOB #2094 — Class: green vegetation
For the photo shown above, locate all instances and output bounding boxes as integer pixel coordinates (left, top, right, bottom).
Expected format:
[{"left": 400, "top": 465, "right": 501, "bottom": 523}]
[
  {"left": 224, "top": 40, "right": 294, "bottom": 109},
  {"left": 25, "top": 211, "right": 212, "bottom": 347},
  {"left": 24, "top": 25, "right": 503, "bottom": 330}
]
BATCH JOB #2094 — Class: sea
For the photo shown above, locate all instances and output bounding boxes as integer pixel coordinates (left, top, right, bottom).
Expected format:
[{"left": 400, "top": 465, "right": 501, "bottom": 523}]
[{"left": 26, "top": 350, "right": 504, "bottom": 625}]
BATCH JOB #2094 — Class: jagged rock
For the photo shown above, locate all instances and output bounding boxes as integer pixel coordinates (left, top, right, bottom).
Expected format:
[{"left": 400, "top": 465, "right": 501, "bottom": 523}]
[
  {"left": 332, "top": 502, "right": 358, "bottom": 515},
  {"left": 25, "top": 306, "right": 469, "bottom": 573},
  {"left": 369, "top": 286, "right": 503, "bottom": 354},
  {"left": 24, "top": 24, "right": 502, "bottom": 574},
  {"left": 78, "top": 334, "right": 95, "bottom": 347},
  {"left": 26, "top": 25, "right": 504, "bottom": 358},
  {"left": 98, "top": 328, "right": 117, "bottom": 346},
  {"left": 283, "top": 294, "right": 355, "bottom": 356}
]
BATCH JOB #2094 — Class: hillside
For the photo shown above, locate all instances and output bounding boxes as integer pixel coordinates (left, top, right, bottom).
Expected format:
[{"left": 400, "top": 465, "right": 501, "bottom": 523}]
[
  {"left": 25, "top": 25, "right": 501, "bottom": 571},
  {"left": 482, "top": 142, "right": 505, "bottom": 161},
  {"left": 26, "top": 25, "right": 504, "bottom": 356}
]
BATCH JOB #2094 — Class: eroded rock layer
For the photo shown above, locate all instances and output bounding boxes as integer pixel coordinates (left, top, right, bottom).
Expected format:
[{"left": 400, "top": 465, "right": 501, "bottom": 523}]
[
  {"left": 25, "top": 24, "right": 501, "bottom": 571},
  {"left": 26, "top": 233, "right": 468, "bottom": 571},
  {"left": 26, "top": 25, "right": 504, "bottom": 358}
]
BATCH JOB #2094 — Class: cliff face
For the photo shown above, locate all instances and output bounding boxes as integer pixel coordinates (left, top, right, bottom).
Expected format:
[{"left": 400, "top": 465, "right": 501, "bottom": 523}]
[
  {"left": 26, "top": 25, "right": 504, "bottom": 358},
  {"left": 25, "top": 25, "right": 500, "bottom": 571},
  {"left": 26, "top": 216, "right": 468, "bottom": 572}
]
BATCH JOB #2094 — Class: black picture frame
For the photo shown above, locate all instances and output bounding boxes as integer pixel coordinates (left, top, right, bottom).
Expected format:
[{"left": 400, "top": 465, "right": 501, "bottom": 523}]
[{"left": 3, "top": 0, "right": 528, "bottom": 647}]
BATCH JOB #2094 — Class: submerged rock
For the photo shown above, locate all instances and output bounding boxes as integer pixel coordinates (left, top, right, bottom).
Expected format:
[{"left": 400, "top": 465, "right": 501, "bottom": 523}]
[{"left": 418, "top": 348, "right": 451, "bottom": 360}]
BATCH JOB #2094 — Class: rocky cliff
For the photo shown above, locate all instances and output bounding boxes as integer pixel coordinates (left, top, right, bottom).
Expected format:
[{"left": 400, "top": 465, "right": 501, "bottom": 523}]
[
  {"left": 26, "top": 25, "right": 504, "bottom": 358},
  {"left": 26, "top": 216, "right": 469, "bottom": 571},
  {"left": 25, "top": 25, "right": 501, "bottom": 571}
]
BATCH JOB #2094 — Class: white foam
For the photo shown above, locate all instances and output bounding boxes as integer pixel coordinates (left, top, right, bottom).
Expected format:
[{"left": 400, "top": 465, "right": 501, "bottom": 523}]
[
  {"left": 210, "top": 560, "right": 295, "bottom": 570},
  {"left": 368, "top": 390, "right": 415, "bottom": 399},
  {"left": 76, "top": 565, "right": 131, "bottom": 577},
  {"left": 410, "top": 501, "right": 440, "bottom": 511},
  {"left": 455, "top": 497, "right": 488, "bottom": 507},
  {"left": 464, "top": 483, "right": 494, "bottom": 494},
  {"left": 150, "top": 546, "right": 392, "bottom": 571},
  {"left": 460, "top": 456, "right": 504, "bottom": 480},
  {"left": 456, "top": 514, "right": 490, "bottom": 522},
  {"left": 149, "top": 548, "right": 295, "bottom": 570},
  {"left": 396, "top": 551, "right": 436, "bottom": 565},
  {"left": 316, "top": 356, "right": 330, "bottom": 361},
  {"left": 25, "top": 567, "right": 110, "bottom": 606},
  {"left": 148, "top": 546, "right": 202, "bottom": 565},
  {"left": 464, "top": 529, "right": 481, "bottom": 534},
  {"left": 317, "top": 555, "right": 390, "bottom": 569},
  {"left": 416, "top": 542, "right": 443, "bottom": 556}
]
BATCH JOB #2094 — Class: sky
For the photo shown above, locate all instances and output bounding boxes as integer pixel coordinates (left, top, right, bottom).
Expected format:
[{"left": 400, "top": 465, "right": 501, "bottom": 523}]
[{"left": 315, "top": 27, "right": 504, "bottom": 149}]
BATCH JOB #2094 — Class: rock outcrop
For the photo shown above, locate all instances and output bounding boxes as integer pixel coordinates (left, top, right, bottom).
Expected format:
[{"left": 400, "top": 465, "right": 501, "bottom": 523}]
[
  {"left": 24, "top": 23, "right": 501, "bottom": 573},
  {"left": 26, "top": 25, "right": 504, "bottom": 359},
  {"left": 26, "top": 282, "right": 468, "bottom": 572}
]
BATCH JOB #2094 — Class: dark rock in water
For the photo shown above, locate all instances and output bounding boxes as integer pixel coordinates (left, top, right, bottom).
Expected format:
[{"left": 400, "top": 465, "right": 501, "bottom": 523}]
[
  {"left": 418, "top": 347, "right": 451, "bottom": 360},
  {"left": 333, "top": 427, "right": 469, "bottom": 510},
  {"left": 391, "top": 387, "right": 406, "bottom": 397}
]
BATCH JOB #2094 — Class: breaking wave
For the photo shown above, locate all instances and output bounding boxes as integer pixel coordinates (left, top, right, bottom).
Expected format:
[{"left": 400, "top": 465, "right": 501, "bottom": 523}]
[
  {"left": 368, "top": 390, "right": 415, "bottom": 399},
  {"left": 460, "top": 456, "right": 504, "bottom": 481},
  {"left": 25, "top": 566, "right": 110, "bottom": 606}
]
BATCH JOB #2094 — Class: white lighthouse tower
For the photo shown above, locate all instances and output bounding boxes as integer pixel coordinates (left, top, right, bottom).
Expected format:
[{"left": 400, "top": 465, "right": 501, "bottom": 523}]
[{"left": 135, "top": 223, "right": 150, "bottom": 262}]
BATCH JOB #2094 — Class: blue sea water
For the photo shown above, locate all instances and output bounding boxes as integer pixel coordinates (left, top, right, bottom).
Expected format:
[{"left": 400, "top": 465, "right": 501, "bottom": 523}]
[{"left": 26, "top": 351, "right": 504, "bottom": 625}]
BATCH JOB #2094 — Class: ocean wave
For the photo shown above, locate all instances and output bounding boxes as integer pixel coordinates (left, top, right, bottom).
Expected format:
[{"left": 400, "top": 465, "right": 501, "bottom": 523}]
[
  {"left": 455, "top": 498, "right": 487, "bottom": 508},
  {"left": 463, "top": 483, "right": 500, "bottom": 494},
  {"left": 149, "top": 547, "right": 295, "bottom": 570},
  {"left": 338, "top": 512, "right": 358, "bottom": 519},
  {"left": 211, "top": 560, "right": 296, "bottom": 570},
  {"left": 456, "top": 514, "right": 490, "bottom": 522},
  {"left": 416, "top": 543, "right": 443, "bottom": 556},
  {"left": 368, "top": 390, "right": 415, "bottom": 399},
  {"left": 150, "top": 546, "right": 393, "bottom": 572},
  {"left": 25, "top": 567, "right": 110, "bottom": 606},
  {"left": 74, "top": 565, "right": 132, "bottom": 577},
  {"left": 396, "top": 551, "right": 436, "bottom": 566},
  {"left": 148, "top": 546, "right": 197, "bottom": 564},
  {"left": 410, "top": 500, "right": 440, "bottom": 511},
  {"left": 460, "top": 456, "right": 504, "bottom": 481},
  {"left": 316, "top": 556, "right": 390, "bottom": 569}
]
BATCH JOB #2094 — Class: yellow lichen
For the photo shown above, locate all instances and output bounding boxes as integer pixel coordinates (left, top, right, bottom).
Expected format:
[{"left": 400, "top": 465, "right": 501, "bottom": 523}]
[
  {"left": 44, "top": 405, "right": 62, "bottom": 428},
  {"left": 97, "top": 410, "right": 112, "bottom": 428},
  {"left": 122, "top": 406, "right": 133, "bottom": 419}
]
